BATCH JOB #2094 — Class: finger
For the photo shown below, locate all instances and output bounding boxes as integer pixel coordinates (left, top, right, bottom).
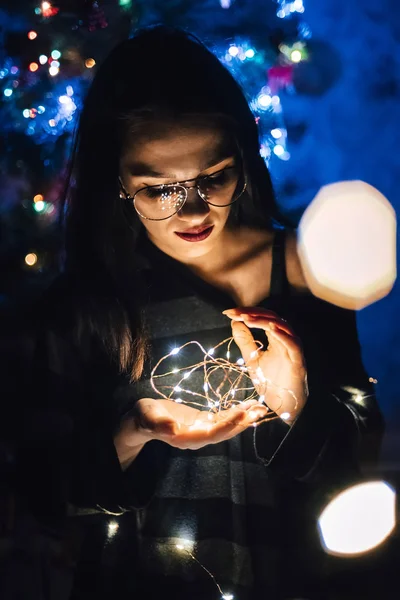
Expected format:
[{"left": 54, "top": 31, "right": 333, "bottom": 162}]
[
  {"left": 264, "top": 327, "right": 305, "bottom": 365},
  {"left": 230, "top": 320, "right": 259, "bottom": 364},
  {"left": 239, "top": 315, "right": 294, "bottom": 336},
  {"left": 175, "top": 407, "right": 248, "bottom": 448},
  {"left": 223, "top": 307, "right": 281, "bottom": 320},
  {"left": 136, "top": 400, "right": 180, "bottom": 436},
  {"left": 214, "top": 404, "right": 270, "bottom": 441}
]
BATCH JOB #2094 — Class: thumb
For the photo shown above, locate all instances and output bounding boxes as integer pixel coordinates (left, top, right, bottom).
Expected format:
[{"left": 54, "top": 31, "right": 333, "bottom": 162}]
[
  {"left": 136, "top": 399, "right": 179, "bottom": 437},
  {"left": 231, "top": 320, "right": 258, "bottom": 364}
]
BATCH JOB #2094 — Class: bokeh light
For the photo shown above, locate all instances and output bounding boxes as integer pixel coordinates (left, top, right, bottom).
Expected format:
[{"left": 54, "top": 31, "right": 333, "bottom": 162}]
[
  {"left": 298, "top": 181, "right": 397, "bottom": 309},
  {"left": 318, "top": 481, "right": 396, "bottom": 555},
  {"left": 25, "top": 253, "right": 38, "bottom": 266}
]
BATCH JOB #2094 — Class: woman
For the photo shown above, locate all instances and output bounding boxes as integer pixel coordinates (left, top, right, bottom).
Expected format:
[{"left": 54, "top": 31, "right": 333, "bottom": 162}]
[{"left": 1, "top": 25, "right": 383, "bottom": 600}]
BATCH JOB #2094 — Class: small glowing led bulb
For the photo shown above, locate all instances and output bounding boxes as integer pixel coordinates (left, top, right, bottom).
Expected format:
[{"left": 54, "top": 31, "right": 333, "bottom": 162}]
[
  {"left": 280, "top": 412, "right": 290, "bottom": 420},
  {"left": 176, "top": 538, "right": 193, "bottom": 551},
  {"left": 107, "top": 521, "right": 119, "bottom": 537}
]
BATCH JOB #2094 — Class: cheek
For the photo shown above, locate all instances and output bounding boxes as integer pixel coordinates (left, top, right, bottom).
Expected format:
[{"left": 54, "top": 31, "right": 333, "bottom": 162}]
[
  {"left": 217, "top": 206, "right": 232, "bottom": 226},
  {"left": 139, "top": 218, "right": 169, "bottom": 239}
]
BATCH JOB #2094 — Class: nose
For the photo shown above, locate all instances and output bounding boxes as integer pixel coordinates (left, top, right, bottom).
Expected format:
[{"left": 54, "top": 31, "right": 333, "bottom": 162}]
[{"left": 176, "top": 186, "right": 210, "bottom": 221}]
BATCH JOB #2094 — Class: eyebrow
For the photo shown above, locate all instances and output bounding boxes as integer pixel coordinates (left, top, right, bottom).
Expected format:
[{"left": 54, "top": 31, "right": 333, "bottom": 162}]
[{"left": 127, "top": 147, "right": 235, "bottom": 179}]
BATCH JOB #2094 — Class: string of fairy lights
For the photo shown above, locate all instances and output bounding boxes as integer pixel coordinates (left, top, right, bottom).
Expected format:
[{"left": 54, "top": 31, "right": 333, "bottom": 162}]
[{"left": 150, "top": 336, "right": 299, "bottom": 423}]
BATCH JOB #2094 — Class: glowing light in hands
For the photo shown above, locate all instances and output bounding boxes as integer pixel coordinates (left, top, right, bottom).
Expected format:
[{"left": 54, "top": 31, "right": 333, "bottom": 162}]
[{"left": 151, "top": 337, "right": 300, "bottom": 427}]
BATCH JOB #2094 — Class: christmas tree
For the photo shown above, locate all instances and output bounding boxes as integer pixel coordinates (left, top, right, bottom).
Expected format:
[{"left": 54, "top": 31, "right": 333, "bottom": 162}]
[{"left": 0, "top": 0, "right": 311, "bottom": 312}]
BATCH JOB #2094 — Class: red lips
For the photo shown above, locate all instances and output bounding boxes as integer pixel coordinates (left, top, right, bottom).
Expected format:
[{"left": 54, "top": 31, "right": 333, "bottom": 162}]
[
  {"left": 175, "top": 224, "right": 213, "bottom": 235},
  {"left": 174, "top": 225, "right": 214, "bottom": 243}
]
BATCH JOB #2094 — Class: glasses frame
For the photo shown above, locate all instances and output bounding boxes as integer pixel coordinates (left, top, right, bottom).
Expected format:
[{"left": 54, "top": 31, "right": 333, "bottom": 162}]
[{"left": 119, "top": 163, "right": 247, "bottom": 221}]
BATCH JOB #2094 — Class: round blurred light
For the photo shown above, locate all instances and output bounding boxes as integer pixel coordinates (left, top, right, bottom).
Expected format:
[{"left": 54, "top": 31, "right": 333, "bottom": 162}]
[
  {"left": 318, "top": 481, "right": 396, "bottom": 555},
  {"left": 228, "top": 46, "right": 239, "bottom": 57},
  {"left": 51, "top": 49, "right": 61, "bottom": 59},
  {"left": 291, "top": 49, "right": 302, "bottom": 62},
  {"left": 271, "top": 95, "right": 280, "bottom": 106},
  {"left": 10, "top": 66, "right": 19, "bottom": 74},
  {"left": 34, "top": 200, "right": 45, "bottom": 212},
  {"left": 259, "top": 144, "right": 271, "bottom": 159},
  {"left": 3, "top": 88, "right": 12, "bottom": 97},
  {"left": 37, "top": 105, "right": 45, "bottom": 114},
  {"left": 28, "top": 31, "right": 37, "bottom": 40},
  {"left": 25, "top": 253, "right": 38, "bottom": 266},
  {"left": 85, "top": 58, "right": 96, "bottom": 68},
  {"left": 39, "top": 54, "right": 48, "bottom": 65},
  {"left": 298, "top": 181, "right": 397, "bottom": 309},
  {"left": 277, "top": 9, "right": 286, "bottom": 18},
  {"left": 273, "top": 144, "right": 285, "bottom": 157},
  {"left": 258, "top": 93, "right": 272, "bottom": 108},
  {"left": 49, "top": 66, "right": 59, "bottom": 76},
  {"left": 50, "top": 60, "right": 60, "bottom": 68},
  {"left": 23, "top": 109, "right": 30, "bottom": 118},
  {"left": 58, "top": 95, "right": 69, "bottom": 104},
  {"left": 271, "top": 128, "right": 283, "bottom": 139},
  {"left": 29, "top": 62, "right": 39, "bottom": 72},
  {"left": 66, "top": 85, "right": 74, "bottom": 96},
  {"left": 33, "top": 194, "right": 44, "bottom": 203},
  {"left": 48, "top": 119, "right": 56, "bottom": 127},
  {"left": 245, "top": 48, "right": 255, "bottom": 59},
  {"left": 42, "top": 1, "right": 51, "bottom": 9}
]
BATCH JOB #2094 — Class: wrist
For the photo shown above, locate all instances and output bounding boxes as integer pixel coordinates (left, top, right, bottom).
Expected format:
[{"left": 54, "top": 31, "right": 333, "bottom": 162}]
[
  {"left": 114, "top": 415, "right": 149, "bottom": 471},
  {"left": 114, "top": 434, "right": 146, "bottom": 471}
]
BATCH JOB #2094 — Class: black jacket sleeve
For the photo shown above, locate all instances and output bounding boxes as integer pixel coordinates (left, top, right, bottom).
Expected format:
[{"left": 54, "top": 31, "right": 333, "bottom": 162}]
[{"left": 0, "top": 305, "right": 165, "bottom": 521}]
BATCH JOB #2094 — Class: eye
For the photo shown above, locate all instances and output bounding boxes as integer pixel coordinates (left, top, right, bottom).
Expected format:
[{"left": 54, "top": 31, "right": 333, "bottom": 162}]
[
  {"left": 202, "top": 167, "right": 235, "bottom": 187},
  {"left": 142, "top": 186, "right": 164, "bottom": 199}
]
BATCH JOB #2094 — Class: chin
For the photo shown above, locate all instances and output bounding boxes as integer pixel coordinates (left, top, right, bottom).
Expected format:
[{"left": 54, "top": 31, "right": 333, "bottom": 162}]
[{"left": 171, "top": 233, "right": 218, "bottom": 260}]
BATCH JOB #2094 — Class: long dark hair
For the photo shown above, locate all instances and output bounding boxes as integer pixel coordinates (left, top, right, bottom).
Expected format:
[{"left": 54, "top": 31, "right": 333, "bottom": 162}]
[{"left": 61, "top": 24, "right": 286, "bottom": 381}]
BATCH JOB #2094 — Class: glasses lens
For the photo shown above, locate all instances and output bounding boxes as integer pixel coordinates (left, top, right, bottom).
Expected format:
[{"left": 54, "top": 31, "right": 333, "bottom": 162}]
[
  {"left": 134, "top": 185, "right": 186, "bottom": 220},
  {"left": 198, "top": 165, "right": 244, "bottom": 207}
]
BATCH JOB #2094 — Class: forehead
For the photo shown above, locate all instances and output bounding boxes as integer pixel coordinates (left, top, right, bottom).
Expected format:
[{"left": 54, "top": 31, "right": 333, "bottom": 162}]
[{"left": 121, "top": 122, "right": 235, "bottom": 177}]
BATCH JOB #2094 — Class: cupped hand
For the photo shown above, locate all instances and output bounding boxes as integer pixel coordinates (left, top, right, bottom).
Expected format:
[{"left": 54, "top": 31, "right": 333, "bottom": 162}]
[
  {"left": 223, "top": 307, "right": 309, "bottom": 424},
  {"left": 119, "top": 397, "right": 268, "bottom": 452}
]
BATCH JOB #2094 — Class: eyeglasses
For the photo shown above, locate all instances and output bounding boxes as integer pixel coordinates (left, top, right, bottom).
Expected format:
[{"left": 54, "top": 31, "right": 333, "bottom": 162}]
[{"left": 119, "top": 163, "right": 247, "bottom": 221}]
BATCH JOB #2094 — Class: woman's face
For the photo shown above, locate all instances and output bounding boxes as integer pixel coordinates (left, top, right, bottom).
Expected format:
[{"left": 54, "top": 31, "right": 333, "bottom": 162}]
[{"left": 119, "top": 122, "right": 239, "bottom": 263}]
